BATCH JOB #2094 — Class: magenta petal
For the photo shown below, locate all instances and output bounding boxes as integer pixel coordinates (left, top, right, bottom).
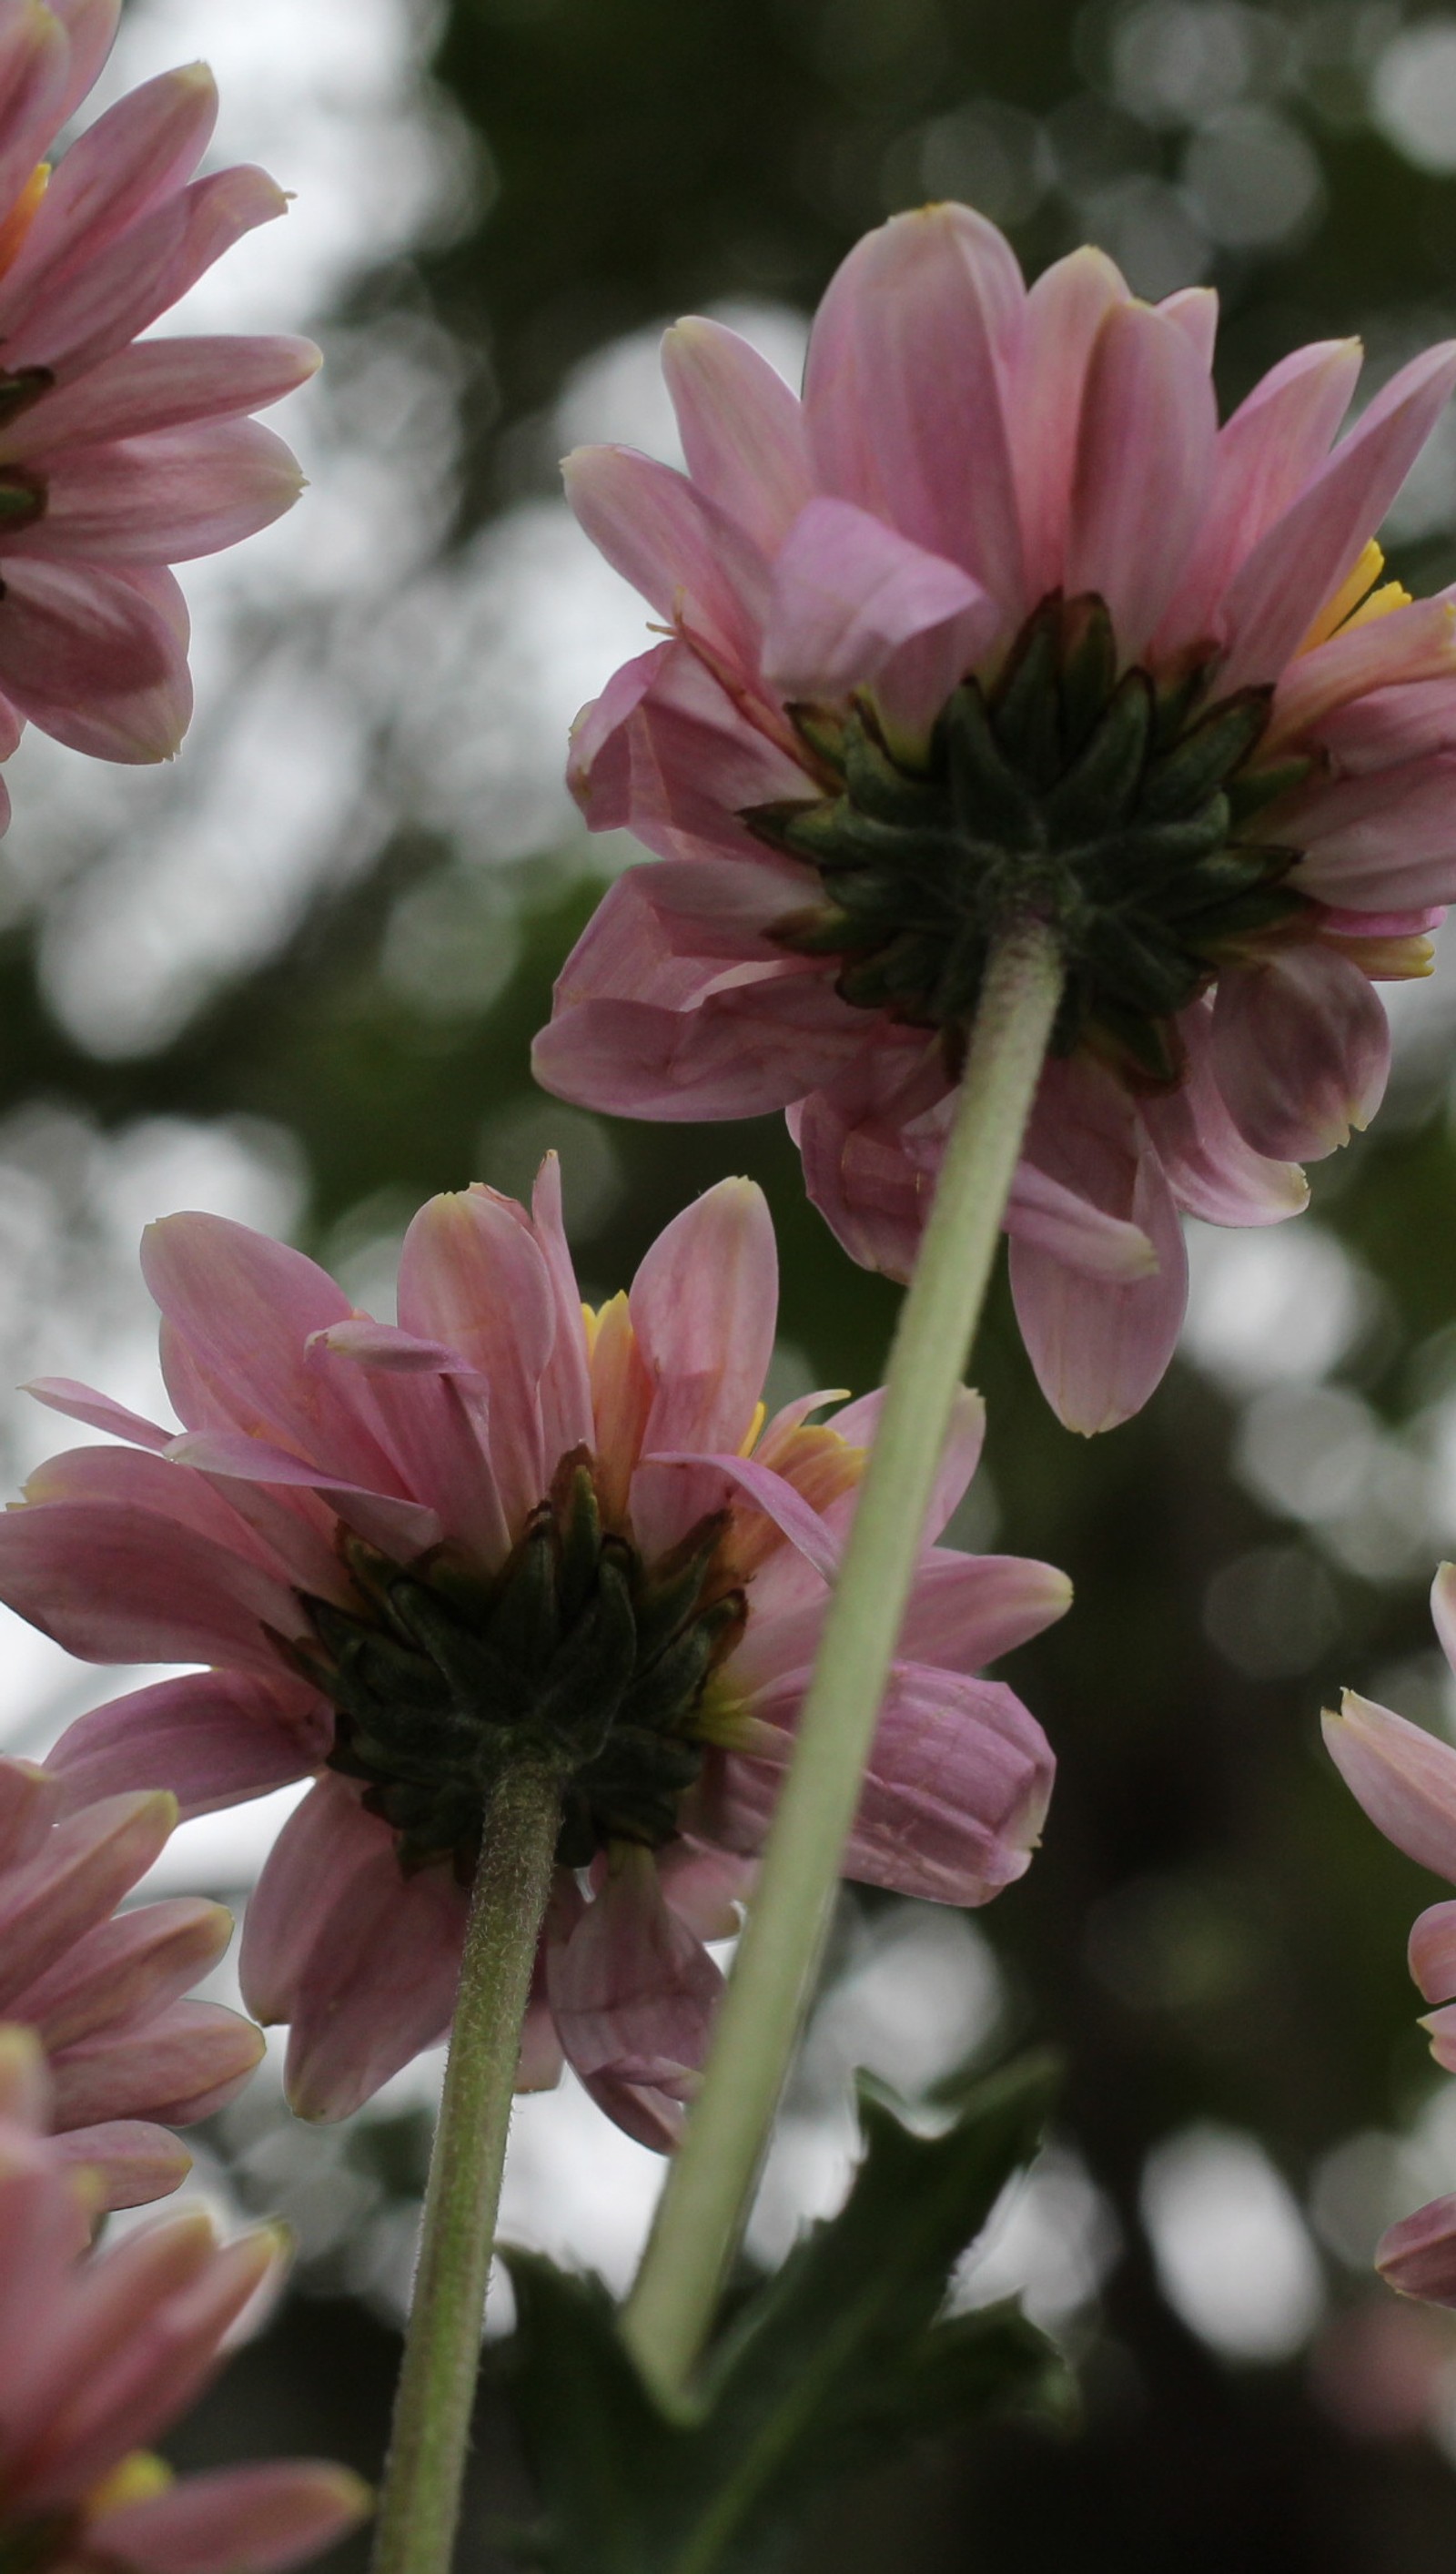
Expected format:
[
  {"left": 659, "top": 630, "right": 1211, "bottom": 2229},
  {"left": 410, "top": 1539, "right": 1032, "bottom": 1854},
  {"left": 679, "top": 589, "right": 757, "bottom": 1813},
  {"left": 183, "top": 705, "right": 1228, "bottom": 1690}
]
[
  {"left": 1210, "top": 944, "right": 1390, "bottom": 1162},
  {"left": 630, "top": 1175, "right": 776, "bottom": 1457},
  {"left": 662, "top": 316, "right": 813, "bottom": 553},
  {"left": 546, "top": 1847, "right": 723, "bottom": 2154},
  {"left": 1378, "top": 2195, "right": 1456, "bottom": 2306},
  {"left": 1324, "top": 1690, "right": 1456, "bottom": 1880},
  {"left": 46, "top": 1670, "right": 329, "bottom": 1819},
  {"left": 1067, "top": 298, "right": 1217, "bottom": 661},
  {"left": 761, "top": 496, "right": 997, "bottom": 721}
]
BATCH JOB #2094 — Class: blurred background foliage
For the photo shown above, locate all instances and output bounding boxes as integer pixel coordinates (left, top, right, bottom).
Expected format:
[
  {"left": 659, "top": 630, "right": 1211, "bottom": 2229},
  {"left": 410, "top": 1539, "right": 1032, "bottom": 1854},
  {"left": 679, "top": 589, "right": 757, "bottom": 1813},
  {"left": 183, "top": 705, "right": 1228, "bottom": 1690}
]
[{"left": 21, "top": 0, "right": 1456, "bottom": 2563}]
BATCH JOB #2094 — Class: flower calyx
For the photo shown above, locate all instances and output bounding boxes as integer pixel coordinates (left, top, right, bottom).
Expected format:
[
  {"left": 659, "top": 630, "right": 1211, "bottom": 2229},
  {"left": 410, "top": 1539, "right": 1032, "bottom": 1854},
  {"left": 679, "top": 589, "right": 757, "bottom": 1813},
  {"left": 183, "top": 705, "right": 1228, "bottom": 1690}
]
[
  {"left": 746, "top": 592, "right": 1318, "bottom": 1085},
  {"left": 294, "top": 1451, "right": 746, "bottom": 1879}
]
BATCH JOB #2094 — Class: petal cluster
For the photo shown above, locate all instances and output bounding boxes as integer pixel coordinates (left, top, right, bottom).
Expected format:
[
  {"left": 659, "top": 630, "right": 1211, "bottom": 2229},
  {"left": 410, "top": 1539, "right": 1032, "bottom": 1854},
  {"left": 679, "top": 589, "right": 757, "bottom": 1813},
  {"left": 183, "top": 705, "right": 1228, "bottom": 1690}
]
[
  {"left": 0, "top": 1, "right": 316, "bottom": 815},
  {"left": 0, "top": 1161, "right": 1066, "bottom": 2143},
  {"left": 536, "top": 204, "right": 1456, "bottom": 1433},
  {"left": 1324, "top": 1567, "right": 1456, "bottom": 2304},
  {"left": 0, "top": 1754, "right": 260, "bottom": 2206},
  {"left": 0, "top": 2027, "right": 369, "bottom": 2573}
]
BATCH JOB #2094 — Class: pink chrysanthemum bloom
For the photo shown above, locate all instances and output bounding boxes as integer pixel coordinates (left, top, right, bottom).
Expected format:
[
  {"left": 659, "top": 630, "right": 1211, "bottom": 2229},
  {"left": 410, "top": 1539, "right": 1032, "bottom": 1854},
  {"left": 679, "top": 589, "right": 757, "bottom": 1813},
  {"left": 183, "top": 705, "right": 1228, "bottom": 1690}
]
[
  {"left": 0, "top": 1163, "right": 1065, "bottom": 2143},
  {"left": 0, "top": 0, "right": 317, "bottom": 822},
  {"left": 0, "top": 1753, "right": 261, "bottom": 2207},
  {"left": 0, "top": 2024, "right": 369, "bottom": 2573},
  {"left": 1324, "top": 1568, "right": 1456, "bottom": 2305},
  {"left": 534, "top": 204, "right": 1456, "bottom": 1433}
]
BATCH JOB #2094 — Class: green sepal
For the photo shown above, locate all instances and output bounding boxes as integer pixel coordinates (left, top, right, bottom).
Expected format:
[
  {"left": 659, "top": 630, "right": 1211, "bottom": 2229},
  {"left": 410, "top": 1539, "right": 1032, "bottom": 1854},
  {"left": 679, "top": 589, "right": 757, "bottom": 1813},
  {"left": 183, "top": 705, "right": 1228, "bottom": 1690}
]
[
  {"left": 1224, "top": 755, "right": 1317, "bottom": 823},
  {"left": 942, "top": 682, "right": 1040, "bottom": 844},
  {"left": 1039, "top": 667, "right": 1152, "bottom": 840},
  {"left": 498, "top": 2053, "right": 1067, "bottom": 2574},
  {"left": 1056, "top": 593, "right": 1117, "bottom": 755},
  {"left": 1138, "top": 684, "right": 1271, "bottom": 818},
  {"left": 990, "top": 600, "right": 1064, "bottom": 788}
]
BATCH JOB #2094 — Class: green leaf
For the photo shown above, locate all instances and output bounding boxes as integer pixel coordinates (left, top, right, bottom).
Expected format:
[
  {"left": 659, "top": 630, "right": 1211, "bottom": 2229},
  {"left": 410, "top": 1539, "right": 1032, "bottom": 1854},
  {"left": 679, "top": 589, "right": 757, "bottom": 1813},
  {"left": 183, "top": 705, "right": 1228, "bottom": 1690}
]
[{"left": 498, "top": 2052, "right": 1067, "bottom": 2574}]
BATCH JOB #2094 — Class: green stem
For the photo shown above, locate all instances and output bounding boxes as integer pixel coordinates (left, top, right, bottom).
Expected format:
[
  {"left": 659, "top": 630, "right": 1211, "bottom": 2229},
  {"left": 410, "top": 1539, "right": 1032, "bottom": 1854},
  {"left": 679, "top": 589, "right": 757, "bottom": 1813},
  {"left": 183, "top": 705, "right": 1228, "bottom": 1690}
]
[
  {"left": 621, "top": 917, "right": 1065, "bottom": 2404},
  {"left": 370, "top": 1758, "right": 562, "bottom": 2574}
]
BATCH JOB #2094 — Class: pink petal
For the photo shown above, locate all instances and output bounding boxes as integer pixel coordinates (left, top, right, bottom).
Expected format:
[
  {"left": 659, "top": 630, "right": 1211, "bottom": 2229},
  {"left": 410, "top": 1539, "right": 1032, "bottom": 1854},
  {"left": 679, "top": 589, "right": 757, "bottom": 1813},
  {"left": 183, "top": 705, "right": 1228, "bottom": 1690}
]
[
  {"left": 534, "top": 979, "right": 860, "bottom": 1123},
  {"left": 396, "top": 1188, "right": 555, "bottom": 1530},
  {"left": 562, "top": 442, "right": 771, "bottom": 670},
  {"left": 788, "top": 1036, "right": 949, "bottom": 1283},
  {"left": 1269, "top": 594, "right": 1456, "bottom": 749},
  {"left": 1378, "top": 2195, "right": 1456, "bottom": 2306},
  {"left": 1218, "top": 344, "right": 1456, "bottom": 688},
  {"left": 12, "top": 417, "right": 303, "bottom": 562},
  {"left": 1004, "top": 1161, "right": 1161, "bottom": 1278},
  {"left": 1010, "top": 244, "right": 1128, "bottom": 603},
  {"left": 0, "top": 1496, "right": 306, "bottom": 1674},
  {"left": 241, "top": 1777, "right": 467, "bottom": 2121},
  {"left": 801, "top": 204, "right": 1026, "bottom": 611},
  {"left": 1, "top": 2206, "right": 225, "bottom": 2473},
  {"left": 761, "top": 496, "right": 997, "bottom": 731},
  {"left": 52, "top": 2119, "right": 192, "bottom": 2211},
  {"left": 1067, "top": 297, "right": 1218, "bottom": 662},
  {"left": 662, "top": 315, "right": 813, "bottom": 552},
  {"left": 2, "top": 63, "right": 217, "bottom": 303},
  {"left": 546, "top": 1846, "right": 723, "bottom": 2153},
  {"left": 629, "top": 1176, "right": 776, "bottom": 1458},
  {"left": 24, "top": 1375, "right": 173, "bottom": 1450},
  {"left": 1009, "top": 1058, "right": 1188, "bottom": 1434},
  {"left": 23, "top": 1437, "right": 307, "bottom": 1577},
  {"left": 654, "top": 1836, "right": 754, "bottom": 1940},
  {"left": 1158, "top": 338, "right": 1361, "bottom": 650},
  {"left": 0, "top": 5, "right": 71, "bottom": 229},
  {"left": 1316, "top": 674, "right": 1456, "bottom": 774},
  {"left": 49, "top": 0, "right": 121, "bottom": 124},
  {"left": 22, "top": 1894, "right": 231, "bottom": 2048},
  {"left": 1158, "top": 285, "right": 1218, "bottom": 368},
  {"left": 737, "top": 1546, "right": 1070, "bottom": 1691},
  {"left": 1324, "top": 1690, "right": 1456, "bottom": 1880},
  {"left": 631, "top": 1448, "right": 839, "bottom": 1582},
  {"left": 48, "top": 1999, "right": 263, "bottom": 2129},
  {"left": 0, "top": 555, "right": 183, "bottom": 745},
  {"left": 529, "top": 1152, "right": 595, "bottom": 1469},
  {"left": 161, "top": 1427, "right": 441, "bottom": 1562},
  {"left": 1290, "top": 753, "right": 1456, "bottom": 908},
  {"left": 0, "top": 1753, "right": 61, "bottom": 1870},
  {"left": 1210, "top": 943, "right": 1390, "bottom": 1160},
  {"left": 0, "top": 1790, "right": 178, "bottom": 2013},
  {"left": 820, "top": 1379, "right": 986, "bottom": 1540},
  {"left": 1139, "top": 998, "right": 1310, "bottom": 1224},
  {"left": 1410, "top": 1898, "right": 1456, "bottom": 2006},
  {"left": 92, "top": 2463, "right": 372, "bottom": 2574},
  {"left": 12, "top": 333, "right": 319, "bottom": 455},
  {"left": 566, "top": 636, "right": 812, "bottom": 866},
  {"left": 46, "top": 1670, "right": 329, "bottom": 1819},
  {"left": 1433, "top": 1561, "right": 1456, "bottom": 1677}
]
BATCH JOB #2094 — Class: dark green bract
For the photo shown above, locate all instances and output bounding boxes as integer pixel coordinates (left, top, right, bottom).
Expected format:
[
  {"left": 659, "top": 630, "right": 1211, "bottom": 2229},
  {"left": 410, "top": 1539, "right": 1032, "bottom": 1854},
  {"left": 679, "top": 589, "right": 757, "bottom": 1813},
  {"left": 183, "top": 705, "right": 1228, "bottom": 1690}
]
[
  {"left": 0, "top": 2518, "right": 79, "bottom": 2574},
  {"left": 747, "top": 593, "right": 1317, "bottom": 1084},
  {"left": 294, "top": 1454, "right": 744, "bottom": 1879}
]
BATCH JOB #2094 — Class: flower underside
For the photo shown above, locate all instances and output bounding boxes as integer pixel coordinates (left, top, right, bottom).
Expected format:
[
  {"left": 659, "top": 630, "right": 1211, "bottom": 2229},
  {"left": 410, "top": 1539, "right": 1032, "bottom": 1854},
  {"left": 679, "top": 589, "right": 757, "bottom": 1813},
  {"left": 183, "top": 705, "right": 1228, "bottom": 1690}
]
[
  {"left": 292, "top": 1452, "right": 746, "bottom": 1878},
  {"left": 749, "top": 592, "right": 1318, "bottom": 1084}
]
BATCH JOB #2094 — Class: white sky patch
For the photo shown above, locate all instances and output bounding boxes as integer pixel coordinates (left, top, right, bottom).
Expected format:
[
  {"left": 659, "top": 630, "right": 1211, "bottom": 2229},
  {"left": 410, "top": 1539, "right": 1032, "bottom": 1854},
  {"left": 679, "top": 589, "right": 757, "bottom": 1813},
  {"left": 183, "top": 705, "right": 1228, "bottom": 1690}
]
[{"left": 1141, "top": 2123, "right": 1326, "bottom": 2363}]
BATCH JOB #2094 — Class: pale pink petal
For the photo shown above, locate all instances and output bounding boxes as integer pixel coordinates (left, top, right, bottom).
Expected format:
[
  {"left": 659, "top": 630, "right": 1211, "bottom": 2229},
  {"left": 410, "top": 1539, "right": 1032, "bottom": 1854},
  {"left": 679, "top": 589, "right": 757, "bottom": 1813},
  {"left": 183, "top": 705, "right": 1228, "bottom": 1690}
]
[
  {"left": 1220, "top": 344, "right": 1456, "bottom": 688},
  {"left": 1210, "top": 942, "right": 1390, "bottom": 1160},
  {"left": 631, "top": 1448, "right": 839, "bottom": 1580},
  {"left": 1010, "top": 244, "right": 1128, "bottom": 603},
  {"left": 23, "top": 1438, "right": 308, "bottom": 1578},
  {"left": 0, "top": 1496, "right": 306, "bottom": 1674},
  {"left": 566, "top": 637, "right": 812, "bottom": 866},
  {"left": 529, "top": 1152, "right": 595, "bottom": 1466},
  {"left": 820, "top": 1380, "right": 986, "bottom": 1540},
  {"left": 52, "top": 2119, "right": 191, "bottom": 2210},
  {"left": 1316, "top": 674, "right": 1456, "bottom": 774},
  {"left": 1004, "top": 1161, "right": 1162, "bottom": 1276},
  {"left": 736, "top": 1547, "right": 1070, "bottom": 1692},
  {"left": 2, "top": 63, "right": 217, "bottom": 302},
  {"left": 654, "top": 1837, "right": 754, "bottom": 1940},
  {"left": 789, "top": 1037, "right": 948, "bottom": 1283},
  {"left": 1158, "top": 285, "right": 1218, "bottom": 367},
  {"left": 1289, "top": 754, "right": 1456, "bottom": 908},
  {"left": 1140, "top": 999, "right": 1311, "bottom": 1224},
  {"left": 801, "top": 203, "right": 1027, "bottom": 610},
  {"left": 48, "top": 1999, "right": 263, "bottom": 2129},
  {"left": 0, "top": 5, "right": 71, "bottom": 228},
  {"left": 1433, "top": 1562, "right": 1456, "bottom": 1677},
  {"left": 93, "top": 2462, "right": 371, "bottom": 2574},
  {"left": 1067, "top": 298, "right": 1217, "bottom": 662},
  {"left": 662, "top": 316, "right": 813, "bottom": 552},
  {"left": 1158, "top": 338, "right": 1361, "bottom": 649},
  {"left": 630, "top": 1176, "right": 776, "bottom": 1457},
  {"left": 1324, "top": 1690, "right": 1456, "bottom": 1879},
  {"left": 11, "top": 417, "right": 303, "bottom": 561},
  {"left": 21, "top": 1894, "right": 231, "bottom": 2047},
  {"left": 46, "top": 1670, "right": 329, "bottom": 1819},
  {"left": 546, "top": 1847, "right": 723, "bottom": 2153},
  {"left": 534, "top": 978, "right": 862, "bottom": 1124},
  {"left": 1378, "top": 2196, "right": 1456, "bottom": 2306},
  {"left": 161, "top": 1428, "right": 441, "bottom": 1562},
  {"left": 395, "top": 1187, "right": 554, "bottom": 1529},
  {"left": 1009, "top": 1058, "right": 1188, "bottom": 1434},
  {"left": 1410, "top": 1900, "right": 1456, "bottom": 2005},
  {"left": 10, "top": 333, "right": 319, "bottom": 454},
  {"left": 761, "top": 495, "right": 998, "bottom": 725},
  {"left": 0, "top": 556, "right": 183, "bottom": 748},
  {"left": 562, "top": 442, "right": 771, "bottom": 670},
  {"left": 0, "top": 1789, "right": 177, "bottom": 2012},
  {"left": 49, "top": 0, "right": 121, "bottom": 125},
  {"left": 0, "top": 1753, "right": 61, "bottom": 1870},
  {"left": 23, "top": 1375, "right": 173, "bottom": 1449}
]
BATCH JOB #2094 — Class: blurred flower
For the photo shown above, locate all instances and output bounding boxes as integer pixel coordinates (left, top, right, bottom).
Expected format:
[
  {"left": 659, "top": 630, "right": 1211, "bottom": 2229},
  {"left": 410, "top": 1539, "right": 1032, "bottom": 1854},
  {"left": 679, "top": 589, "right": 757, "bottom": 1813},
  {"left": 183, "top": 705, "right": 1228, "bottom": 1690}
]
[
  {"left": 1325, "top": 1568, "right": 1456, "bottom": 2306},
  {"left": 0, "top": 1160, "right": 1065, "bottom": 2144},
  {"left": 0, "top": 1754, "right": 260, "bottom": 2208},
  {"left": 0, "top": 2024, "right": 369, "bottom": 2573},
  {"left": 536, "top": 203, "right": 1456, "bottom": 1433},
  {"left": 0, "top": 0, "right": 317, "bottom": 824}
]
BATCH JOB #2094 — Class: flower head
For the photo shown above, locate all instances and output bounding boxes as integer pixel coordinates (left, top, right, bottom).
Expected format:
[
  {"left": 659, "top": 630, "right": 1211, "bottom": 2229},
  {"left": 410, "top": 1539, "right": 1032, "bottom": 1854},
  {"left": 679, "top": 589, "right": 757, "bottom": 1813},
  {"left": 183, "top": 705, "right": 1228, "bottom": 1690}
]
[
  {"left": 1325, "top": 1566, "right": 1456, "bottom": 2305},
  {"left": 535, "top": 204, "right": 1456, "bottom": 1433},
  {"left": 0, "top": 2025, "right": 369, "bottom": 2572},
  {"left": 0, "top": 1, "right": 316, "bottom": 817},
  {"left": 0, "top": 1753, "right": 261, "bottom": 2206},
  {"left": 0, "top": 1161, "right": 1065, "bottom": 2143}
]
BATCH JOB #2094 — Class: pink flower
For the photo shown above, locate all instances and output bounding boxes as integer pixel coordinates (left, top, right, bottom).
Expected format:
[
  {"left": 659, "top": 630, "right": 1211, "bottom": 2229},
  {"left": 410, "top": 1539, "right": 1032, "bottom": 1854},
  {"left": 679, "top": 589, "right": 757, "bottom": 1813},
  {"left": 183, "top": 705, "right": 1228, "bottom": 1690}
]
[
  {"left": 0, "top": 1162, "right": 1066, "bottom": 2143},
  {"left": 0, "top": 1753, "right": 261, "bottom": 2207},
  {"left": 534, "top": 205, "right": 1456, "bottom": 1433},
  {"left": 1325, "top": 1570, "right": 1456, "bottom": 2305},
  {"left": 0, "top": 2023, "right": 369, "bottom": 2571},
  {"left": 0, "top": 2, "right": 317, "bottom": 819}
]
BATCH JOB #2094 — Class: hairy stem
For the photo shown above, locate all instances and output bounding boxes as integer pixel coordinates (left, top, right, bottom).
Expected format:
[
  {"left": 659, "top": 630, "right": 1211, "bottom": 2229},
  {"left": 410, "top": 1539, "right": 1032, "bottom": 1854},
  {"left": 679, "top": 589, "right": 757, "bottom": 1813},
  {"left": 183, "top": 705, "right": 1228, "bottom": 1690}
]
[
  {"left": 622, "top": 917, "right": 1065, "bottom": 2403},
  {"left": 371, "top": 1758, "right": 561, "bottom": 2574}
]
